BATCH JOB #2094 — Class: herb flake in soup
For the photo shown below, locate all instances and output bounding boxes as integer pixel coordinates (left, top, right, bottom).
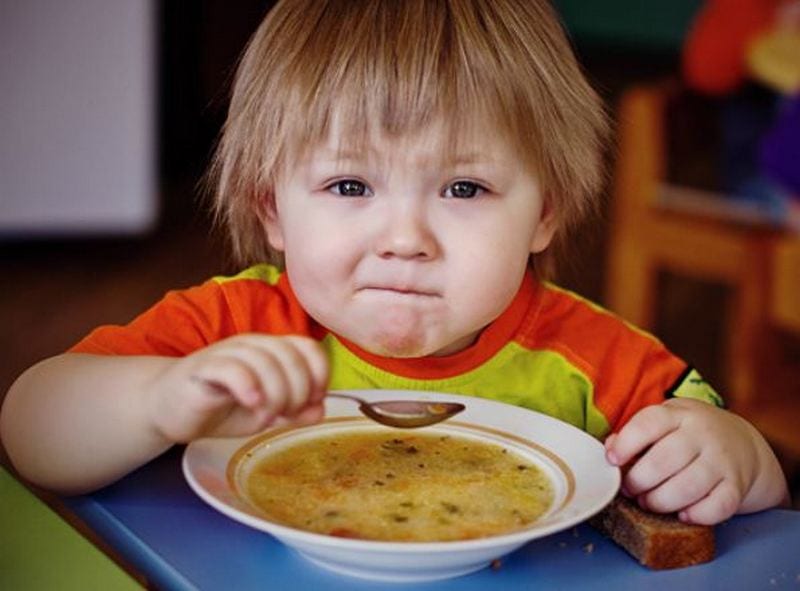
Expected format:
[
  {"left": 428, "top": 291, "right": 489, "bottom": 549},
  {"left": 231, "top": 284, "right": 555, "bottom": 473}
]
[{"left": 244, "top": 430, "right": 554, "bottom": 542}]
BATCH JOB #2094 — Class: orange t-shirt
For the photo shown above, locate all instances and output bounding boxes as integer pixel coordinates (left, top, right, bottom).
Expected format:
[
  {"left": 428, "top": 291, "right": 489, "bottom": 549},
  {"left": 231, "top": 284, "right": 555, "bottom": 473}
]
[{"left": 70, "top": 265, "right": 722, "bottom": 438}]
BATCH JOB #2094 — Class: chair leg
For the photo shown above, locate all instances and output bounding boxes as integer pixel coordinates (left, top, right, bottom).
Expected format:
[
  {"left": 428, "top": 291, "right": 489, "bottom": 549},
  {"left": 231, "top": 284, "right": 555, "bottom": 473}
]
[
  {"left": 606, "top": 234, "right": 659, "bottom": 330},
  {"left": 723, "top": 247, "right": 770, "bottom": 414}
]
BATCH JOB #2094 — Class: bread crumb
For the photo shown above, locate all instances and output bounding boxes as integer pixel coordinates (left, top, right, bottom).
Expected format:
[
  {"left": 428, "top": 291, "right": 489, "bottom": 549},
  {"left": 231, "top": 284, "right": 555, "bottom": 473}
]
[
  {"left": 558, "top": 541, "right": 567, "bottom": 549},
  {"left": 572, "top": 527, "right": 580, "bottom": 538},
  {"left": 490, "top": 559, "right": 502, "bottom": 571},
  {"left": 582, "top": 543, "right": 594, "bottom": 554}
]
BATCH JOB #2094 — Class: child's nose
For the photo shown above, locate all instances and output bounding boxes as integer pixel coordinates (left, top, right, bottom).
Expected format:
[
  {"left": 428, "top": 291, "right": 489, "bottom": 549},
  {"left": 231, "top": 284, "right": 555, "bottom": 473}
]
[{"left": 375, "top": 201, "right": 438, "bottom": 260}]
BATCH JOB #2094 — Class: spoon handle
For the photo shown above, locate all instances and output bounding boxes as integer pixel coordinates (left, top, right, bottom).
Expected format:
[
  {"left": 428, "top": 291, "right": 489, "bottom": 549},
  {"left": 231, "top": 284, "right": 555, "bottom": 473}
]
[{"left": 326, "top": 392, "right": 367, "bottom": 405}]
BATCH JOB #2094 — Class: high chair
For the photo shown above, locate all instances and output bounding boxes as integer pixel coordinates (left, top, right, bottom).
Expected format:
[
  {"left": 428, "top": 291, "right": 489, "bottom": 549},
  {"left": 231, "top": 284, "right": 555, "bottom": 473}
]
[{"left": 605, "top": 80, "right": 800, "bottom": 459}]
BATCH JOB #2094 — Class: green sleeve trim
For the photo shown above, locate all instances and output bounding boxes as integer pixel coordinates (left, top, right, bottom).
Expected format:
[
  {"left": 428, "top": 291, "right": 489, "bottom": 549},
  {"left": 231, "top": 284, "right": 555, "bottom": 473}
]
[
  {"left": 212, "top": 264, "right": 282, "bottom": 286},
  {"left": 667, "top": 366, "right": 725, "bottom": 408}
]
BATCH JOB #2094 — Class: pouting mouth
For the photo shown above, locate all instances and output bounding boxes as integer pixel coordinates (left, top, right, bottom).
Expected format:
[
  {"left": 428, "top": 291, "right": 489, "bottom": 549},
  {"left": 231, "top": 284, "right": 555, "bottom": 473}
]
[{"left": 357, "top": 286, "right": 440, "bottom": 297}]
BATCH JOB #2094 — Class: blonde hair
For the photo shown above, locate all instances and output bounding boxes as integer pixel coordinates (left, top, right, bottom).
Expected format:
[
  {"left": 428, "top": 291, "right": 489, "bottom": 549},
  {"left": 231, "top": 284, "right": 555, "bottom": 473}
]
[{"left": 209, "top": 0, "right": 609, "bottom": 278}]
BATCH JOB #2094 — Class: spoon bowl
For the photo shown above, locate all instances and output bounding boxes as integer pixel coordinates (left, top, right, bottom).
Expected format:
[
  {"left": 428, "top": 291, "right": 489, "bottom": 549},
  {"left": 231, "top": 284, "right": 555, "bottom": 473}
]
[{"left": 327, "top": 392, "right": 465, "bottom": 428}]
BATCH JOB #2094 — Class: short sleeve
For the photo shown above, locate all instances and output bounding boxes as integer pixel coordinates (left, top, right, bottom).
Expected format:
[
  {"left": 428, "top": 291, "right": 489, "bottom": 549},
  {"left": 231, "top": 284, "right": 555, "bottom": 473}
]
[
  {"left": 68, "top": 280, "right": 238, "bottom": 356},
  {"left": 68, "top": 266, "right": 318, "bottom": 357}
]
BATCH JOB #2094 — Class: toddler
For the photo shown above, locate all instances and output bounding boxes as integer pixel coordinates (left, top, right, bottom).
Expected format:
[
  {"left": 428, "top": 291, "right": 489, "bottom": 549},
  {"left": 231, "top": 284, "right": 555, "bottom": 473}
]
[{"left": 0, "top": 0, "right": 788, "bottom": 524}]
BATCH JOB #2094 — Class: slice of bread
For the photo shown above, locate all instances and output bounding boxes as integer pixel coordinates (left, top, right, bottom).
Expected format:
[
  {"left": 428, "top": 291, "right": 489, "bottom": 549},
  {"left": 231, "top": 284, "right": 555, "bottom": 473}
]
[{"left": 589, "top": 496, "right": 715, "bottom": 569}]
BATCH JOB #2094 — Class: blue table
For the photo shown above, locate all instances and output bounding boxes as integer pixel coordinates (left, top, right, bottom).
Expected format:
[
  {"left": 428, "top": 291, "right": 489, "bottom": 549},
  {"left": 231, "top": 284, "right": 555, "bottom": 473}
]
[{"left": 64, "top": 447, "right": 800, "bottom": 590}]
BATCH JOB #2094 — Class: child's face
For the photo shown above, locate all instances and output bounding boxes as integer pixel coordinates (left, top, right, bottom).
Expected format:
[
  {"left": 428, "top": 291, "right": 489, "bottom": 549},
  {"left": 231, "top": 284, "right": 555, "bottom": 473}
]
[{"left": 265, "top": 122, "right": 555, "bottom": 358}]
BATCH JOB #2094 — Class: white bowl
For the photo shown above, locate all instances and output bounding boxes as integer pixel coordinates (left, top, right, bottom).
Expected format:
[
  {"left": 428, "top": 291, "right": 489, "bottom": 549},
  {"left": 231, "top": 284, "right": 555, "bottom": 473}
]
[{"left": 183, "top": 389, "right": 620, "bottom": 582}]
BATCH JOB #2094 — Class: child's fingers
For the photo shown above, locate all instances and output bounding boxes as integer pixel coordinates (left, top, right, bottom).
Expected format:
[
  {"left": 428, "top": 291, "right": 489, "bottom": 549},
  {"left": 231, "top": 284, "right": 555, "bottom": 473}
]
[
  {"left": 678, "top": 479, "right": 742, "bottom": 525},
  {"left": 204, "top": 404, "right": 277, "bottom": 438},
  {"left": 203, "top": 339, "right": 304, "bottom": 417},
  {"left": 636, "top": 455, "right": 722, "bottom": 515},
  {"left": 622, "top": 429, "right": 699, "bottom": 497},
  {"left": 605, "top": 404, "right": 681, "bottom": 467},
  {"left": 270, "top": 402, "right": 325, "bottom": 428},
  {"left": 227, "top": 335, "right": 327, "bottom": 416},
  {"left": 190, "top": 355, "right": 264, "bottom": 409},
  {"left": 293, "top": 402, "right": 325, "bottom": 425},
  {"left": 184, "top": 335, "right": 329, "bottom": 435},
  {"left": 265, "top": 337, "right": 318, "bottom": 416},
  {"left": 283, "top": 336, "right": 329, "bottom": 402}
]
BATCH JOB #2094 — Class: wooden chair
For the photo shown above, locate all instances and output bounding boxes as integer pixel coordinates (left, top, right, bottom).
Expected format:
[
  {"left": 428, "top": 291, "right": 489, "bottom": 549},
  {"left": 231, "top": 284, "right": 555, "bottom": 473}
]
[{"left": 605, "top": 80, "right": 800, "bottom": 459}]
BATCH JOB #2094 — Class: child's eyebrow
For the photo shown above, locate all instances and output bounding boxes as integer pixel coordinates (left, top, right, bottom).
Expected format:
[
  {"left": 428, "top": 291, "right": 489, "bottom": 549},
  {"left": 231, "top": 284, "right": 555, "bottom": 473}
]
[
  {"left": 446, "top": 153, "right": 499, "bottom": 166},
  {"left": 311, "top": 147, "right": 502, "bottom": 168},
  {"left": 315, "top": 149, "right": 369, "bottom": 163}
]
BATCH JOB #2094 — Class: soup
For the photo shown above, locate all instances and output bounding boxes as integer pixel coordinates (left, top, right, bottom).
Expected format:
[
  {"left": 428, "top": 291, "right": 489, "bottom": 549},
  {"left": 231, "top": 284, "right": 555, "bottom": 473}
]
[{"left": 244, "top": 430, "right": 554, "bottom": 542}]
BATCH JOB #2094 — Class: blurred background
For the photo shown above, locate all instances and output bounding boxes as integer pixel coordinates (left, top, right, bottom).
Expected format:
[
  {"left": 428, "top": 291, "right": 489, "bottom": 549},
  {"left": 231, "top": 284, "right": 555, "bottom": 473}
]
[{"left": 1, "top": 0, "right": 798, "bottom": 503}]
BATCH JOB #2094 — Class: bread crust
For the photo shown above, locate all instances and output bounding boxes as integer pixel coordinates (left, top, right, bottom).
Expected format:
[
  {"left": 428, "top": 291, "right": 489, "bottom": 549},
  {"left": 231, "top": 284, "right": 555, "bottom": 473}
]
[{"left": 589, "top": 496, "right": 715, "bottom": 569}]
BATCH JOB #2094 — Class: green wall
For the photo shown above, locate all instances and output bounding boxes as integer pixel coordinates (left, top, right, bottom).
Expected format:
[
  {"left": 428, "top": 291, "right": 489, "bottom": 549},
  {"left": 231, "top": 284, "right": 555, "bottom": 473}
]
[{"left": 552, "top": 0, "right": 703, "bottom": 51}]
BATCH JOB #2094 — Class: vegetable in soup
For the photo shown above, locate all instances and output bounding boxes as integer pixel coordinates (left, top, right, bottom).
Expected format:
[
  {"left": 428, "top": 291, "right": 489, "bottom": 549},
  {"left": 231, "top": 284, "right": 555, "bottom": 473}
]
[{"left": 244, "top": 430, "right": 554, "bottom": 541}]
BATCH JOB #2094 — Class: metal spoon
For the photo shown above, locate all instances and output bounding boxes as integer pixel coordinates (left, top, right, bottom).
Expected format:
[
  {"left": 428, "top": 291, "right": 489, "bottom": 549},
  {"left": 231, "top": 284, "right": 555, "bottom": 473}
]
[
  {"left": 190, "top": 377, "right": 465, "bottom": 429},
  {"left": 327, "top": 392, "right": 465, "bottom": 428}
]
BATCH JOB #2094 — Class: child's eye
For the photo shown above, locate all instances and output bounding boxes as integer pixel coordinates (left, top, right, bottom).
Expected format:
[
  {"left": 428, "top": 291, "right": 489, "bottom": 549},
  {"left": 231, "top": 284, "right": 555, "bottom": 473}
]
[
  {"left": 442, "top": 180, "right": 484, "bottom": 199},
  {"left": 327, "top": 179, "right": 372, "bottom": 197}
]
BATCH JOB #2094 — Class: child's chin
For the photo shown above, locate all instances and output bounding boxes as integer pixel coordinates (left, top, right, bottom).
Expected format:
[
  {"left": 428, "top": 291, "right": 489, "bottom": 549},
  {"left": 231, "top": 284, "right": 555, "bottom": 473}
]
[
  {"left": 367, "top": 340, "right": 429, "bottom": 359},
  {"left": 355, "top": 325, "right": 476, "bottom": 358},
  {"left": 360, "top": 330, "right": 433, "bottom": 359}
]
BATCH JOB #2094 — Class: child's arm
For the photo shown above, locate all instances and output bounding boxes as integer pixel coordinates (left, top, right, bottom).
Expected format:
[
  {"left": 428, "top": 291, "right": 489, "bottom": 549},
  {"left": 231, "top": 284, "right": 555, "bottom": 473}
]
[
  {"left": 0, "top": 334, "right": 328, "bottom": 495},
  {"left": 604, "top": 398, "right": 790, "bottom": 525}
]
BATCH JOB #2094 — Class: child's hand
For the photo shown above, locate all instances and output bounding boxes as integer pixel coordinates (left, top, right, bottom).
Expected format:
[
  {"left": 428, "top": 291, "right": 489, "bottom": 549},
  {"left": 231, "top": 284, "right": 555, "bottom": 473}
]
[
  {"left": 146, "top": 334, "right": 329, "bottom": 443},
  {"left": 604, "top": 398, "right": 788, "bottom": 525}
]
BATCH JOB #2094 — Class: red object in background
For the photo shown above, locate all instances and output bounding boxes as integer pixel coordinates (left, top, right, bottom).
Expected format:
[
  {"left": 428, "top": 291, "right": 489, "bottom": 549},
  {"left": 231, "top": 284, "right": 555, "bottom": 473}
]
[{"left": 682, "top": 0, "right": 778, "bottom": 95}]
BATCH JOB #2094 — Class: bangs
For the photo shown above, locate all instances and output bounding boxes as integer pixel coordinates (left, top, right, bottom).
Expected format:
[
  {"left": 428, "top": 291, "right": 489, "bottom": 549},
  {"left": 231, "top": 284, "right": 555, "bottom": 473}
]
[{"left": 266, "top": 0, "right": 544, "bottom": 174}]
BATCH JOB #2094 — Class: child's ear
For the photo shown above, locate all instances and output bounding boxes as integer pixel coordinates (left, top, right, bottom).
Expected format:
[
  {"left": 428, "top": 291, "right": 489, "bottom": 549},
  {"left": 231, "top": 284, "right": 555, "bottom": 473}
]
[
  {"left": 260, "top": 193, "right": 285, "bottom": 251},
  {"left": 530, "top": 201, "right": 557, "bottom": 254}
]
